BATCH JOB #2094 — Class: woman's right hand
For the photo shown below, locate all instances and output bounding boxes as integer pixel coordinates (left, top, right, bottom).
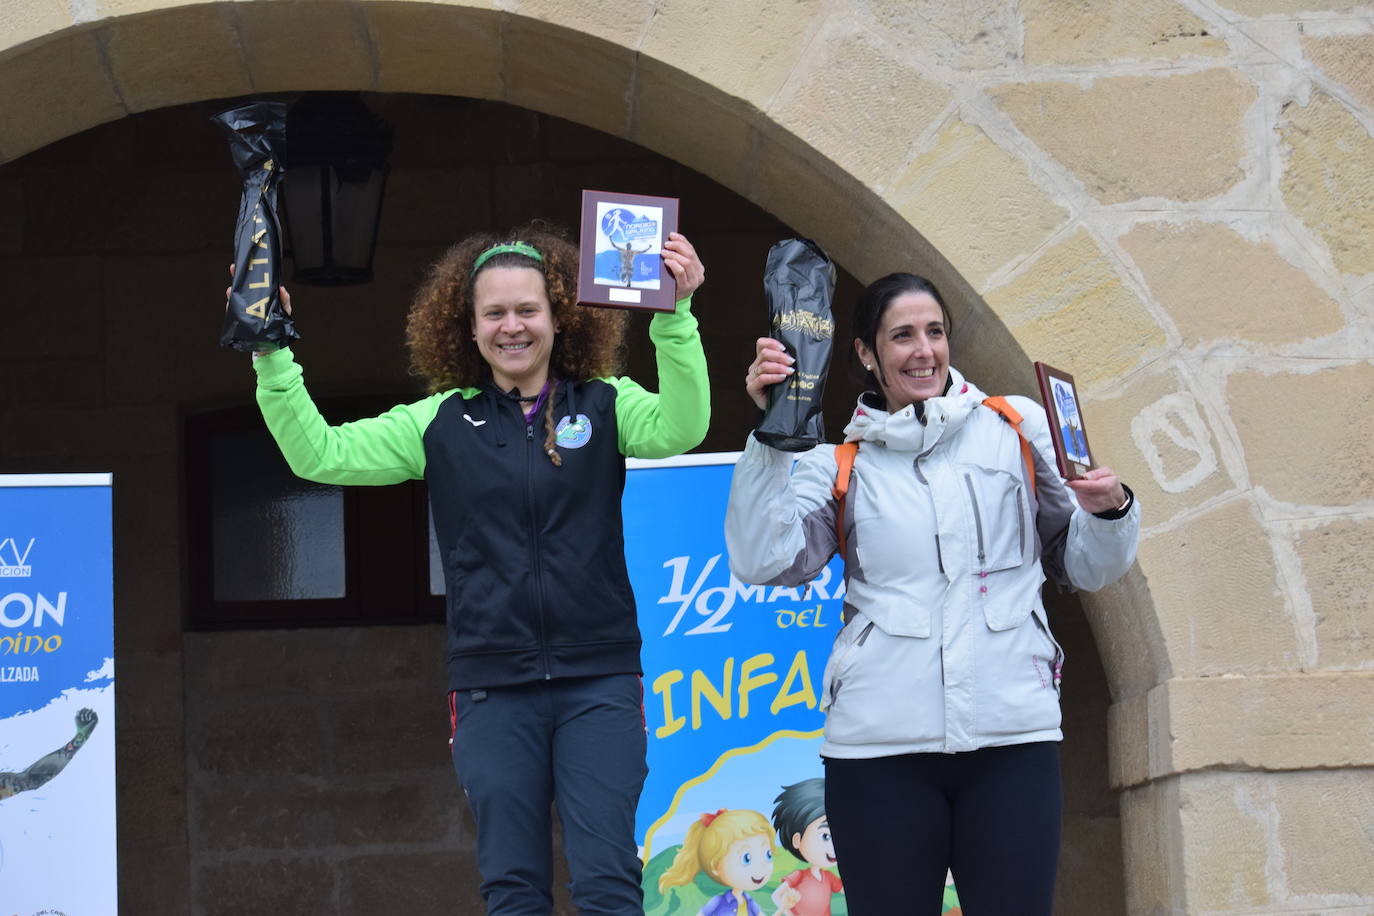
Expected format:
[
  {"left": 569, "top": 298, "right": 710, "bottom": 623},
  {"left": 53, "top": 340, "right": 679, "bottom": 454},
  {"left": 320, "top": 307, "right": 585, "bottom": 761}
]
[{"left": 745, "top": 336, "right": 794, "bottom": 410}]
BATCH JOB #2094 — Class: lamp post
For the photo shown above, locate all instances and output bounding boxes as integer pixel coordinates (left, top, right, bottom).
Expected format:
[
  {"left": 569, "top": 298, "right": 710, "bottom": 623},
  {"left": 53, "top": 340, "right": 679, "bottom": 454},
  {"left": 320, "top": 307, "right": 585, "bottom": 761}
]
[{"left": 283, "top": 93, "right": 392, "bottom": 285}]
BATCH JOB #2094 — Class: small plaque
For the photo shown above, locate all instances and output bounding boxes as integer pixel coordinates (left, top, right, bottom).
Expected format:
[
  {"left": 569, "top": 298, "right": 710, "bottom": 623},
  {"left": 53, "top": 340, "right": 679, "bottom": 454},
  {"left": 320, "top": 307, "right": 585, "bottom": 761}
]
[
  {"left": 1034, "top": 361, "right": 1094, "bottom": 481},
  {"left": 578, "top": 189, "right": 680, "bottom": 313}
]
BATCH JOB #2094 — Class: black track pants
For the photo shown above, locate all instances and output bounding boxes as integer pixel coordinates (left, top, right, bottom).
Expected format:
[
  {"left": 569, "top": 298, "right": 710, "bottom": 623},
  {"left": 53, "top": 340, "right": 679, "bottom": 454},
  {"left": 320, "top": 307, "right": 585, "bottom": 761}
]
[{"left": 824, "top": 742, "right": 1062, "bottom": 916}]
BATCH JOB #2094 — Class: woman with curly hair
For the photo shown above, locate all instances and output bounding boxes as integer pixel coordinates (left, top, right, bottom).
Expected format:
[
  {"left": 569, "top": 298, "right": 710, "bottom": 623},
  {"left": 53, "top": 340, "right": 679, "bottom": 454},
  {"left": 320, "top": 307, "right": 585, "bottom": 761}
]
[{"left": 244, "top": 222, "right": 709, "bottom": 916}]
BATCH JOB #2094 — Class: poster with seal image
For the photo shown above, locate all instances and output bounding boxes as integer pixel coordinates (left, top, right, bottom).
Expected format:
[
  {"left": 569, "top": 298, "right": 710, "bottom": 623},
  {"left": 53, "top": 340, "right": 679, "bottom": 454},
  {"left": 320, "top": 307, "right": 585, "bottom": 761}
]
[
  {"left": 0, "top": 473, "right": 116, "bottom": 916},
  {"left": 578, "top": 189, "right": 679, "bottom": 312}
]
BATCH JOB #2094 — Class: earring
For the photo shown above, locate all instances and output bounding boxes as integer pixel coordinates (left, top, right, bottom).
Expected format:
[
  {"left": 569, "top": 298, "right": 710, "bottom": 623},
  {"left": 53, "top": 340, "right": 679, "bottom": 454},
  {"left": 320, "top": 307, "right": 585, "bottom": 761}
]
[{"left": 864, "top": 364, "right": 872, "bottom": 371}]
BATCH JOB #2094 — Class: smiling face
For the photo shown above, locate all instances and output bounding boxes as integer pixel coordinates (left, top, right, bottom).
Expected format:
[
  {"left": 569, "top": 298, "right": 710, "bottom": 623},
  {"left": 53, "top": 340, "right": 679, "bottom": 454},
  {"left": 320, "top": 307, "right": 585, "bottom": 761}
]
[
  {"left": 854, "top": 290, "right": 950, "bottom": 412},
  {"left": 714, "top": 833, "right": 774, "bottom": 892},
  {"left": 472, "top": 265, "right": 557, "bottom": 395},
  {"left": 792, "top": 816, "right": 835, "bottom": 869}
]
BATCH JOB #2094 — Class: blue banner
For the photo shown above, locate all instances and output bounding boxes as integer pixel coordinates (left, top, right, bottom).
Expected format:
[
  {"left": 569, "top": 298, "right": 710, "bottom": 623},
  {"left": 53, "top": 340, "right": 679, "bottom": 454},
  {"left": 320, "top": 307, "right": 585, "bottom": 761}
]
[{"left": 0, "top": 474, "right": 116, "bottom": 915}]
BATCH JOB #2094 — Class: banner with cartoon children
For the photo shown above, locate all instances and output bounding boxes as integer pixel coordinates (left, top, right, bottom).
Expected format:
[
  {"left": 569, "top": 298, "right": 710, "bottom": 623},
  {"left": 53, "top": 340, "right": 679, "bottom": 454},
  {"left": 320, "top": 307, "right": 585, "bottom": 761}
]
[
  {"left": 623, "top": 455, "right": 960, "bottom": 916},
  {"left": 0, "top": 473, "right": 116, "bottom": 915}
]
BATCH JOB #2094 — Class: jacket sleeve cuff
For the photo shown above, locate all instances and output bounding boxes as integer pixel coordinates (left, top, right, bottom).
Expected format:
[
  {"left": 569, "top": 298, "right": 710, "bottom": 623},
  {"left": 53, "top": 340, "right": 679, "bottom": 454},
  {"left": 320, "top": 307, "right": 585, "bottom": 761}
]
[{"left": 1092, "top": 483, "right": 1135, "bottom": 521}]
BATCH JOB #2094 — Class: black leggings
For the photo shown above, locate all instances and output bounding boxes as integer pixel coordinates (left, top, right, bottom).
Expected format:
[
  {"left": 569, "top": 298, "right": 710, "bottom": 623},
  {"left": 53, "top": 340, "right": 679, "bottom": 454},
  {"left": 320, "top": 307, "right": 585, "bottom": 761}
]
[{"left": 824, "top": 742, "right": 1061, "bottom": 916}]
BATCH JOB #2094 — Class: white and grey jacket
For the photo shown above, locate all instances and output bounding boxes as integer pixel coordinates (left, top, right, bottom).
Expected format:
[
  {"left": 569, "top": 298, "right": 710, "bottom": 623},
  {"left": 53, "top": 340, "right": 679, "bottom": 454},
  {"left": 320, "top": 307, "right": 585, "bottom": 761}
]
[{"left": 724, "top": 368, "right": 1140, "bottom": 757}]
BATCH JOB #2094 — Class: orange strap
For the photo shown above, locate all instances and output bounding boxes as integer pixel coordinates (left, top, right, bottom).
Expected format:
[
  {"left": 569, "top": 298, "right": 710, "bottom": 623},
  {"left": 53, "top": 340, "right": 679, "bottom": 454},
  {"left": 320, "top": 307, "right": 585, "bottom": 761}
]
[
  {"left": 829, "top": 398, "right": 1037, "bottom": 560},
  {"left": 980, "top": 396, "right": 1037, "bottom": 497},
  {"left": 832, "top": 441, "right": 859, "bottom": 561}
]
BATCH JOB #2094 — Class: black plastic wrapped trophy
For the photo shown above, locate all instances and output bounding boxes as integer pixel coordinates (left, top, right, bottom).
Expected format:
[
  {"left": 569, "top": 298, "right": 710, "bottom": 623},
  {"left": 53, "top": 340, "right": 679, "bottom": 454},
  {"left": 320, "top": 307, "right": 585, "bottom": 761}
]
[
  {"left": 755, "top": 238, "right": 836, "bottom": 452},
  {"left": 212, "top": 101, "right": 299, "bottom": 352}
]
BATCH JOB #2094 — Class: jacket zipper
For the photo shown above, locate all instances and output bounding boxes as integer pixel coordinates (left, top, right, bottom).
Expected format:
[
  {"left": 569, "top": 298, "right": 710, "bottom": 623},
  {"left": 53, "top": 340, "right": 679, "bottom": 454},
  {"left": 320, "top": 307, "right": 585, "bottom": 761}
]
[
  {"left": 962, "top": 474, "right": 986, "bottom": 566},
  {"left": 526, "top": 421, "right": 552, "bottom": 679},
  {"left": 1015, "top": 487, "right": 1026, "bottom": 557}
]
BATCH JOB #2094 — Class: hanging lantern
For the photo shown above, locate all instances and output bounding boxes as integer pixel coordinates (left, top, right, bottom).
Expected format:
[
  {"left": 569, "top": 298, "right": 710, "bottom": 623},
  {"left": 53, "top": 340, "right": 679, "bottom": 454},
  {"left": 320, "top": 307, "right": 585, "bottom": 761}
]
[{"left": 282, "top": 93, "right": 392, "bottom": 285}]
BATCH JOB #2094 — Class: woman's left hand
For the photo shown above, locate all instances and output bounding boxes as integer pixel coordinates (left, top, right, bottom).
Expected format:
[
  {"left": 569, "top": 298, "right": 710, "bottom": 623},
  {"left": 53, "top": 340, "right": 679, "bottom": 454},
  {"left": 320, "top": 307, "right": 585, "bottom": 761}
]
[
  {"left": 1067, "top": 467, "right": 1128, "bottom": 514},
  {"left": 662, "top": 232, "right": 705, "bottom": 299}
]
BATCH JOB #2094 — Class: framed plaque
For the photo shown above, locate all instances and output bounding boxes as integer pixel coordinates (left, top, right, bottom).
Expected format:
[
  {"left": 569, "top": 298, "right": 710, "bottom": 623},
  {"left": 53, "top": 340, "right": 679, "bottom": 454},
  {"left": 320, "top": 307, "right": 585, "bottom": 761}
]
[
  {"left": 578, "top": 189, "right": 680, "bottom": 312},
  {"left": 1034, "top": 361, "right": 1093, "bottom": 480}
]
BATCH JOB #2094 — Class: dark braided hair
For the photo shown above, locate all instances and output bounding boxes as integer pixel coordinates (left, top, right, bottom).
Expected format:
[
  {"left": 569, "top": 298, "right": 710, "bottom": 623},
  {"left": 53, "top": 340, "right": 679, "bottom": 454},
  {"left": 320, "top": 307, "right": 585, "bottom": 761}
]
[{"left": 542, "top": 383, "right": 562, "bottom": 467}]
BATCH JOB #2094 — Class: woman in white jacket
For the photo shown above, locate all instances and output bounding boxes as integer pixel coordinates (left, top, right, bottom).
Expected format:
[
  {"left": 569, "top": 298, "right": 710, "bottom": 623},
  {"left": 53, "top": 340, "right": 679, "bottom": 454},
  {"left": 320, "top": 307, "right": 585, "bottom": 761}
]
[{"left": 724, "top": 273, "right": 1139, "bottom": 915}]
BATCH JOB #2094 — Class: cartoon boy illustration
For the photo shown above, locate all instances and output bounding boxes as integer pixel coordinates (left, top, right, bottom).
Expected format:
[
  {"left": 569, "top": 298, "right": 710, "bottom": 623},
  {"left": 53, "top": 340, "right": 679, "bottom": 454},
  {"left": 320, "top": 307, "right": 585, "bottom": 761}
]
[
  {"left": 659, "top": 808, "right": 776, "bottom": 916},
  {"left": 771, "top": 779, "right": 842, "bottom": 916}
]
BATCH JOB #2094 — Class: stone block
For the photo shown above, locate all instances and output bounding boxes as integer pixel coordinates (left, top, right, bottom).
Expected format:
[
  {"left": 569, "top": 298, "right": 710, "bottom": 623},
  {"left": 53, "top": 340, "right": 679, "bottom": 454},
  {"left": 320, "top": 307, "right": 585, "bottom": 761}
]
[
  {"left": 187, "top": 625, "right": 445, "bottom": 696},
  {"left": 639, "top": 0, "right": 824, "bottom": 110},
  {"left": 631, "top": 58, "right": 756, "bottom": 197},
  {"left": 190, "top": 701, "right": 326, "bottom": 777},
  {"left": 198, "top": 857, "right": 335, "bottom": 916},
  {"left": 507, "top": 0, "right": 655, "bottom": 45},
  {"left": 341, "top": 851, "right": 481, "bottom": 915},
  {"left": 331, "top": 690, "right": 453, "bottom": 776},
  {"left": 116, "top": 725, "right": 187, "bottom": 847},
  {"left": 101, "top": 4, "right": 253, "bottom": 113},
  {"left": 1295, "top": 518, "right": 1374, "bottom": 670},
  {"left": 117, "top": 841, "right": 190, "bottom": 915},
  {"left": 1112, "top": 673, "right": 1374, "bottom": 788},
  {"left": 1136, "top": 499, "right": 1298, "bottom": 677},
  {"left": 1214, "top": 0, "right": 1367, "bottom": 14},
  {"left": 1023, "top": 0, "right": 1226, "bottom": 65},
  {"left": 985, "top": 230, "right": 1165, "bottom": 387},
  {"left": 0, "top": 359, "right": 104, "bottom": 410},
  {"left": 850, "top": 0, "right": 1019, "bottom": 70},
  {"left": 0, "top": 0, "right": 73, "bottom": 56},
  {"left": 0, "top": 32, "right": 125, "bottom": 165},
  {"left": 767, "top": 19, "right": 952, "bottom": 190},
  {"left": 1304, "top": 32, "right": 1374, "bottom": 112},
  {"left": 1177, "top": 772, "right": 1273, "bottom": 910},
  {"left": 1227, "top": 363, "right": 1374, "bottom": 507},
  {"left": 1279, "top": 92, "right": 1374, "bottom": 276},
  {"left": 992, "top": 69, "right": 1253, "bottom": 205},
  {"left": 1119, "top": 778, "right": 1186, "bottom": 914},
  {"left": 1081, "top": 565, "right": 1172, "bottom": 704},
  {"left": 1273, "top": 769, "right": 1374, "bottom": 899},
  {"left": 1120, "top": 220, "right": 1344, "bottom": 348},
  {"left": 368, "top": 3, "right": 502, "bottom": 99},
  {"left": 1087, "top": 367, "right": 1234, "bottom": 528},
  {"left": 1057, "top": 814, "right": 1127, "bottom": 915},
  {"left": 505, "top": 17, "right": 636, "bottom": 139},
  {"left": 113, "top": 649, "right": 183, "bottom": 732},
  {"left": 749, "top": 131, "right": 871, "bottom": 263},
  {"left": 887, "top": 118, "right": 1067, "bottom": 290},
  {"left": 1, "top": 405, "right": 176, "bottom": 461},
  {"left": 237, "top": 1, "right": 376, "bottom": 92}
]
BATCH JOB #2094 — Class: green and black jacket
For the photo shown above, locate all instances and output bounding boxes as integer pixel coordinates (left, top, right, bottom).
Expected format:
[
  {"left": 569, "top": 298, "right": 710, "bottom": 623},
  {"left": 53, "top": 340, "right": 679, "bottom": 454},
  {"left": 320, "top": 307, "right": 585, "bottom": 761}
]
[{"left": 253, "top": 297, "right": 710, "bottom": 690}]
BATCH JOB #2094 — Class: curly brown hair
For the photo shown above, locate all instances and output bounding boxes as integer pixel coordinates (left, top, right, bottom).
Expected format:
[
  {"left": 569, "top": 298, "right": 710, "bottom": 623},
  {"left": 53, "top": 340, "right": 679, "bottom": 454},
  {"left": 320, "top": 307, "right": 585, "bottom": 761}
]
[{"left": 406, "top": 222, "right": 629, "bottom": 394}]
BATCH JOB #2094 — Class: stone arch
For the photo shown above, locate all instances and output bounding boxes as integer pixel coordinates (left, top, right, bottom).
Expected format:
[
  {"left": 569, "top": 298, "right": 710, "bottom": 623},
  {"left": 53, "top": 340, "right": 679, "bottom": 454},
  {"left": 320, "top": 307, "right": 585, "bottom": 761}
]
[{"left": 6, "top": 1, "right": 1372, "bottom": 913}]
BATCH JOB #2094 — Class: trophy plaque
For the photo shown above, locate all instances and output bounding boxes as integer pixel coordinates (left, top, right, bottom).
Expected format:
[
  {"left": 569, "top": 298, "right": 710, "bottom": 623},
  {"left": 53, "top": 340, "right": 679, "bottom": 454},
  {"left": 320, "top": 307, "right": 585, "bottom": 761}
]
[
  {"left": 577, "top": 190, "right": 680, "bottom": 313},
  {"left": 1034, "top": 361, "right": 1093, "bottom": 480}
]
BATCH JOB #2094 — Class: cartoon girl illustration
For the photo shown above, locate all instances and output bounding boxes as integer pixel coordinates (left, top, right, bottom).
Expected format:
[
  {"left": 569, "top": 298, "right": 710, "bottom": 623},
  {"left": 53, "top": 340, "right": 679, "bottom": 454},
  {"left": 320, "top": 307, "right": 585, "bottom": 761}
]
[{"left": 659, "top": 808, "right": 777, "bottom": 916}]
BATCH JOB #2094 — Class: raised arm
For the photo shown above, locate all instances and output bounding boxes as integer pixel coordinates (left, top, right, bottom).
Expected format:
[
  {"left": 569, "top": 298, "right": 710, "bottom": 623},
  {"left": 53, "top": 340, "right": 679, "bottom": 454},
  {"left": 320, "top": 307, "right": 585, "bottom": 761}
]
[
  {"left": 253, "top": 347, "right": 450, "bottom": 485},
  {"left": 611, "top": 233, "right": 710, "bottom": 458},
  {"left": 1011, "top": 395, "right": 1140, "bottom": 591}
]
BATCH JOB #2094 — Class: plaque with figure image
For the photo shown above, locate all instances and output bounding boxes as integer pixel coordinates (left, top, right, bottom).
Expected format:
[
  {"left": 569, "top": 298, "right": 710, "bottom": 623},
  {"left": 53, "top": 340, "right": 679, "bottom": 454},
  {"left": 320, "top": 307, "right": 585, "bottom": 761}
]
[
  {"left": 577, "top": 189, "right": 680, "bottom": 312},
  {"left": 1034, "top": 361, "right": 1093, "bottom": 481}
]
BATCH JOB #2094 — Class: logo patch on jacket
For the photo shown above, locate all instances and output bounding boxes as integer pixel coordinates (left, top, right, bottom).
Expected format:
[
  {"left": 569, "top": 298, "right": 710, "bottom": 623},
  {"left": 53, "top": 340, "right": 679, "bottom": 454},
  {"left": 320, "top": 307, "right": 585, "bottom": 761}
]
[{"left": 555, "top": 414, "right": 593, "bottom": 448}]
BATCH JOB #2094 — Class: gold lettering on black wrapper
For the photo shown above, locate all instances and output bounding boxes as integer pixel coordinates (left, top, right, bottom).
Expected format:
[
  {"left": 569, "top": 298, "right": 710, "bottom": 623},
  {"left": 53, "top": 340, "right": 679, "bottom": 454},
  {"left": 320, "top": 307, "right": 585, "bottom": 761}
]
[
  {"left": 212, "top": 102, "right": 299, "bottom": 353},
  {"left": 756, "top": 239, "right": 837, "bottom": 452}
]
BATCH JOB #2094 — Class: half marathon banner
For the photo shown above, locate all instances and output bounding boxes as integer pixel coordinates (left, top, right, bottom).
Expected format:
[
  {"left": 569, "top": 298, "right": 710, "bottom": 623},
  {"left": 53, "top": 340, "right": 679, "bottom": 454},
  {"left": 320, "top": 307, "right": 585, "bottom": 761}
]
[
  {"left": 624, "top": 454, "right": 961, "bottom": 916},
  {"left": 0, "top": 474, "right": 116, "bottom": 916}
]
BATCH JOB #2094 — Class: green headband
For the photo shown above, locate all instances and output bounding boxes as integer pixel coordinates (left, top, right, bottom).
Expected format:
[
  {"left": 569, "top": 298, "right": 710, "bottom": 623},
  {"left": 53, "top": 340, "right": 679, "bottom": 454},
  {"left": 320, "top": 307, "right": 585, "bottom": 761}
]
[{"left": 471, "top": 241, "right": 544, "bottom": 275}]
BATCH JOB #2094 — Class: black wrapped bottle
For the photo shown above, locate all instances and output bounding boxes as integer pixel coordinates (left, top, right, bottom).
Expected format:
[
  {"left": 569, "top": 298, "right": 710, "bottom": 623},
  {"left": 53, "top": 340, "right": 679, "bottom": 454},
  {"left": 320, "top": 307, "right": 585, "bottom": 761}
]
[{"left": 755, "top": 239, "right": 836, "bottom": 452}]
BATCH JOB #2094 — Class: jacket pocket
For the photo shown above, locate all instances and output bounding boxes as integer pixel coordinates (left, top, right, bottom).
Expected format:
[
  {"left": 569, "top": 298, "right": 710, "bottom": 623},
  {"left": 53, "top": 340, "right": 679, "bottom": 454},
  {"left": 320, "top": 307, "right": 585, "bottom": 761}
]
[
  {"left": 959, "top": 465, "right": 1028, "bottom": 574},
  {"left": 1030, "top": 607, "right": 1065, "bottom": 697},
  {"left": 820, "top": 618, "right": 874, "bottom": 712}
]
